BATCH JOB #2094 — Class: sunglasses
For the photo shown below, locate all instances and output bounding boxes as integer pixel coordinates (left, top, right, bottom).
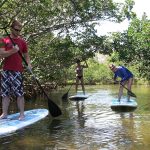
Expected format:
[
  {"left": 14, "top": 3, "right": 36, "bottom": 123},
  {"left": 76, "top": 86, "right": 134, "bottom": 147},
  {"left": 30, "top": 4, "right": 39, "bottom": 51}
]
[{"left": 12, "top": 27, "right": 21, "bottom": 32}]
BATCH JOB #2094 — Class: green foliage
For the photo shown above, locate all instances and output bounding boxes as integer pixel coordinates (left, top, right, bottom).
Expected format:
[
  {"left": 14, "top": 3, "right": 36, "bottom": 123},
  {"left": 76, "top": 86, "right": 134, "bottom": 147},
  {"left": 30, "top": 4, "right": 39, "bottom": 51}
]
[
  {"left": 0, "top": 0, "right": 140, "bottom": 85},
  {"left": 109, "top": 51, "right": 120, "bottom": 62},
  {"left": 127, "top": 16, "right": 150, "bottom": 80},
  {"left": 67, "top": 58, "right": 113, "bottom": 85},
  {"left": 103, "top": 13, "right": 150, "bottom": 82},
  {"left": 123, "top": 0, "right": 136, "bottom": 20},
  {"left": 84, "top": 59, "right": 112, "bottom": 84}
]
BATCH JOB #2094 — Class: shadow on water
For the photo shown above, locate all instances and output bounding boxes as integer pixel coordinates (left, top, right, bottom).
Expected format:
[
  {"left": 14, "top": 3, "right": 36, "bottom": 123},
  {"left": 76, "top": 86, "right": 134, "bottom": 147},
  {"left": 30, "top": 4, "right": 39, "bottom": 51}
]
[{"left": 0, "top": 85, "right": 150, "bottom": 150}]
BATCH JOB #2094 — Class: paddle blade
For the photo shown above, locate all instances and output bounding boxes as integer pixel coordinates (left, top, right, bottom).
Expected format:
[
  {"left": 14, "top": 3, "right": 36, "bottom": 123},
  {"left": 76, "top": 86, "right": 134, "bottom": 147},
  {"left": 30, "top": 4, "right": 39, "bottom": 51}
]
[
  {"left": 127, "top": 90, "right": 136, "bottom": 98},
  {"left": 61, "top": 92, "right": 68, "bottom": 101},
  {"left": 120, "top": 83, "right": 137, "bottom": 98},
  {"left": 47, "top": 99, "right": 62, "bottom": 117},
  {"left": 61, "top": 84, "right": 73, "bottom": 101}
]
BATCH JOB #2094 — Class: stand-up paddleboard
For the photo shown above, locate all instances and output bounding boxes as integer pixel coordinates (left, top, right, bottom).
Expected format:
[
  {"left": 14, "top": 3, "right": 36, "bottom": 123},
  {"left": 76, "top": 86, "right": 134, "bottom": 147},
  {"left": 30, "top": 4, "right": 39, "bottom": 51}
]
[
  {"left": 111, "top": 99, "right": 137, "bottom": 112},
  {"left": 69, "top": 91, "right": 89, "bottom": 101},
  {"left": 0, "top": 108, "right": 49, "bottom": 136}
]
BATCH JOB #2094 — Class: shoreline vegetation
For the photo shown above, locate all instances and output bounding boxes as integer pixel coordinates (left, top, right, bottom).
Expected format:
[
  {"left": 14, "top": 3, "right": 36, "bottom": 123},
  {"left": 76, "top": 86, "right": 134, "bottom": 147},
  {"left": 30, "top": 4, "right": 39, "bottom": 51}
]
[
  {"left": 0, "top": 0, "right": 149, "bottom": 108},
  {"left": 0, "top": 55, "right": 149, "bottom": 102},
  {"left": 23, "top": 53, "right": 150, "bottom": 98},
  {"left": 22, "top": 55, "right": 150, "bottom": 99}
]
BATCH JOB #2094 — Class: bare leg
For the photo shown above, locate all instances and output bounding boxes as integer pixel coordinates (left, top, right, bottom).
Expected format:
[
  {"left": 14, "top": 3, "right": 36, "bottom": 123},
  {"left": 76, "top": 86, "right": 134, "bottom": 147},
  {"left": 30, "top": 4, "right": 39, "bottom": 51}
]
[
  {"left": 80, "top": 78, "right": 85, "bottom": 94},
  {"left": 127, "top": 78, "right": 133, "bottom": 101},
  {"left": 17, "top": 96, "right": 25, "bottom": 120},
  {"left": 0, "top": 96, "right": 10, "bottom": 119},
  {"left": 76, "top": 77, "right": 79, "bottom": 94},
  {"left": 118, "top": 85, "right": 124, "bottom": 101}
]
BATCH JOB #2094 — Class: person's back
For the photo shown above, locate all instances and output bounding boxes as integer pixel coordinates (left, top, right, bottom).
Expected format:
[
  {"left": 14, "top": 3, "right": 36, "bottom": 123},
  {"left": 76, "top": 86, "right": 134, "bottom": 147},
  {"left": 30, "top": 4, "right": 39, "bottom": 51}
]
[{"left": 114, "top": 66, "right": 133, "bottom": 83}]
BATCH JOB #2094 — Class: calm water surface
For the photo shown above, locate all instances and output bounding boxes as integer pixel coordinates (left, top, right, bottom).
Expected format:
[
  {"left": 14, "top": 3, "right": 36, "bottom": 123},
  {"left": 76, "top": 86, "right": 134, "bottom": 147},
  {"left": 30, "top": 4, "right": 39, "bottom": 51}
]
[{"left": 0, "top": 85, "right": 150, "bottom": 150}]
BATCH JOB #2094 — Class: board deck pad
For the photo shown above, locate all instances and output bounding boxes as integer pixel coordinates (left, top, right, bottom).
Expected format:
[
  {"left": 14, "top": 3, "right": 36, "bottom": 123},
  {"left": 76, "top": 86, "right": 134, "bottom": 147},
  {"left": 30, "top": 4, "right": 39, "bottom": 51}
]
[
  {"left": 111, "top": 99, "right": 138, "bottom": 112},
  {"left": 0, "top": 108, "right": 49, "bottom": 136},
  {"left": 69, "top": 91, "right": 90, "bottom": 101}
]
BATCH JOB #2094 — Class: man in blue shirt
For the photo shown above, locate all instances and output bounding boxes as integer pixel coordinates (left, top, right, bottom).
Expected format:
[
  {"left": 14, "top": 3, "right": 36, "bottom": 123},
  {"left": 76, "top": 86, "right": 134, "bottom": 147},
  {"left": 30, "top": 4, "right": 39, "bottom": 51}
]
[{"left": 109, "top": 64, "right": 134, "bottom": 102}]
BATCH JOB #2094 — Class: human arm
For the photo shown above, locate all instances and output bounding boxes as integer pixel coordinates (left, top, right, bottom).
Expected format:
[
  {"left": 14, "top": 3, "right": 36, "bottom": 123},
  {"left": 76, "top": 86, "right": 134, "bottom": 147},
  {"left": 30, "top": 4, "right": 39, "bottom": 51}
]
[
  {"left": 112, "top": 67, "right": 128, "bottom": 84},
  {"left": 23, "top": 52, "right": 32, "bottom": 69},
  {"left": 0, "top": 45, "right": 19, "bottom": 58},
  {"left": 113, "top": 74, "right": 118, "bottom": 84}
]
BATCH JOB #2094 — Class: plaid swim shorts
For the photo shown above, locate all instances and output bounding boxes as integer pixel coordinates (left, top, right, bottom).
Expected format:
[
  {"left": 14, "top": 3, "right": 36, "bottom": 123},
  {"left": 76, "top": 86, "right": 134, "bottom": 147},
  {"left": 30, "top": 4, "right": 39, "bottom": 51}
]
[{"left": 1, "top": 70, "right": 24, "bottom": 97}]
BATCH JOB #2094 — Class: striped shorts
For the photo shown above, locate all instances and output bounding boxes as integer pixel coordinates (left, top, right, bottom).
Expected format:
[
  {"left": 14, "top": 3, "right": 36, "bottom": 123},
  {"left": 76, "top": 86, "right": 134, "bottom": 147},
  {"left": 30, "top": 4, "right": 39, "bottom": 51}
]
[{"left": 1, "top": 70, "right": 24, "bottom": 97}]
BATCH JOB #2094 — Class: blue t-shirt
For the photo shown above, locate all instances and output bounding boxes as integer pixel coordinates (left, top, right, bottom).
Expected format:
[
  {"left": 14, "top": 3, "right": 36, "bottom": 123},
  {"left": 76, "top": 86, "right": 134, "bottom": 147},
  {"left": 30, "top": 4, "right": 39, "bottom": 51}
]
[{"left": 114, "top": 66, "right": 133, "bottom": 82}]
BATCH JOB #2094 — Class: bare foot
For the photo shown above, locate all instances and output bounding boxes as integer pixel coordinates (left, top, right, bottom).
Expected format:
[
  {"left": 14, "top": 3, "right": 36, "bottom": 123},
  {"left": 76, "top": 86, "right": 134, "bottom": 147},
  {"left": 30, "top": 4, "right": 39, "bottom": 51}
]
[
  {"left": 18, "top": 114, "right": 25, "bottom": 121},
  {"left": 0, "top": 114, "right": 7, "bottom": 119}
]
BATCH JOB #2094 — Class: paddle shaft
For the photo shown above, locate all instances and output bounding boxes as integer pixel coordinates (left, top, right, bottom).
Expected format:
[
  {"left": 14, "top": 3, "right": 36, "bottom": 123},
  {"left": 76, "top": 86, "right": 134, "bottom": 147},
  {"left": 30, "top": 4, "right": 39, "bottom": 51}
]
[
  {"left": 113, "top": 80, "right": 133, "bottom": 92},
  {"left": 120, "top": 82, "right": 131, "bottom": 91},
  {"left": 67, "top": 83, "right": 73, "bottom": 92},
  {"left": 120, "top": 82, "right": 127, "bottom": 89},
  {"left": 62, "top": 83, "right": 73, "bottom": 100},
  {"left": 120, "top": 82, "right": 136, "bottom": 97},
  {"left": 3, "top": 28, "right": 62, "bottom": 117}
]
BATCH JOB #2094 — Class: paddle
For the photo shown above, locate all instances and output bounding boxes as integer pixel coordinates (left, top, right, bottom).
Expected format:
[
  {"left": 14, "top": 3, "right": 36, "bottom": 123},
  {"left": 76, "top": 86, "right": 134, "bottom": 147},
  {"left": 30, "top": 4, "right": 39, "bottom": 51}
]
[
  {"left": 62, "top": 83, "right": 73, "bottom": 100},
  {"left": 120, "top": 82, "right": 137, "bottom": 98},
  {"left": 1, "top": 27, "right": 62, "bottom": 117}
]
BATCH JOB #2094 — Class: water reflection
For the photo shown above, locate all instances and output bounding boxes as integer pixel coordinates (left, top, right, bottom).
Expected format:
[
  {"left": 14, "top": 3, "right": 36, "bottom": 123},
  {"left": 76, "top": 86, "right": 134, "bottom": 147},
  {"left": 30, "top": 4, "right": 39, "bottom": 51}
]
[
  {"left": 75, "top": 101, "right": 86, "bottom": 128},
  {"left": 0, "top": 85, "right": 150, "bottom": 150},
  {"left": 48, "top": 119, "right": 63, "bottom": 134}
]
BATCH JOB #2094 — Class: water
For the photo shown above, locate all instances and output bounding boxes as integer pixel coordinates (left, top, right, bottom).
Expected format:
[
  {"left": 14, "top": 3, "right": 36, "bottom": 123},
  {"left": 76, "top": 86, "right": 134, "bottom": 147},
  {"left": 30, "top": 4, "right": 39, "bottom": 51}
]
[{"left": 0, "top": 85, "right": 150, "bottom": 150}]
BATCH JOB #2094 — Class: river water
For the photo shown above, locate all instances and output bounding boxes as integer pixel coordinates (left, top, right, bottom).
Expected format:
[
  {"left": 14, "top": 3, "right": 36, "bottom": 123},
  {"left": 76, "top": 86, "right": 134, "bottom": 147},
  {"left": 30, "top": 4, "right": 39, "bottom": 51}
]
[{"left": 0, "top": 85, "right": 150, "bottom": 150}]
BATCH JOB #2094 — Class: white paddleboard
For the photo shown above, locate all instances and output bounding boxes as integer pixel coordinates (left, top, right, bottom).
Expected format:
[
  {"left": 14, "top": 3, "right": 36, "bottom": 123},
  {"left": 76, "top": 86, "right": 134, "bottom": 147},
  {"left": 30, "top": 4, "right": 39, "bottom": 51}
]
[
  {"left": 0, "top": 108, "right": 49, "bottom": 136},
  {"left": 69, "top": 91, "right": 89, "bottom": 101},
  {"left": 111, "top": 99, "right": 138, "bottom": 112}
]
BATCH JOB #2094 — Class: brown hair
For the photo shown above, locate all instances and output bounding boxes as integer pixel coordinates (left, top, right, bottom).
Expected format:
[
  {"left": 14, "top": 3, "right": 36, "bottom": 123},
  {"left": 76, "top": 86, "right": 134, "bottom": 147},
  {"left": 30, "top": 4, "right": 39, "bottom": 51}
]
[
  {"left": 76, "top": 59, "right": 80, "bottom": 63},
  {"left": 11, "top": 20, "right": 22, "bottom": 28}
]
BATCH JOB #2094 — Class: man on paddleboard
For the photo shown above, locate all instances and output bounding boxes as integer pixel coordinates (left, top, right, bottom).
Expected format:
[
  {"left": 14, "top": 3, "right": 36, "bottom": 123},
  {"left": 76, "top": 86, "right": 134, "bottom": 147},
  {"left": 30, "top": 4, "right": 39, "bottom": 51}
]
[
  {"left": 109, "top": 64, "right": 134, "bottom": 102},
  {"left": 0, "top": 20, "right": 31, "bottom": 120}
]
